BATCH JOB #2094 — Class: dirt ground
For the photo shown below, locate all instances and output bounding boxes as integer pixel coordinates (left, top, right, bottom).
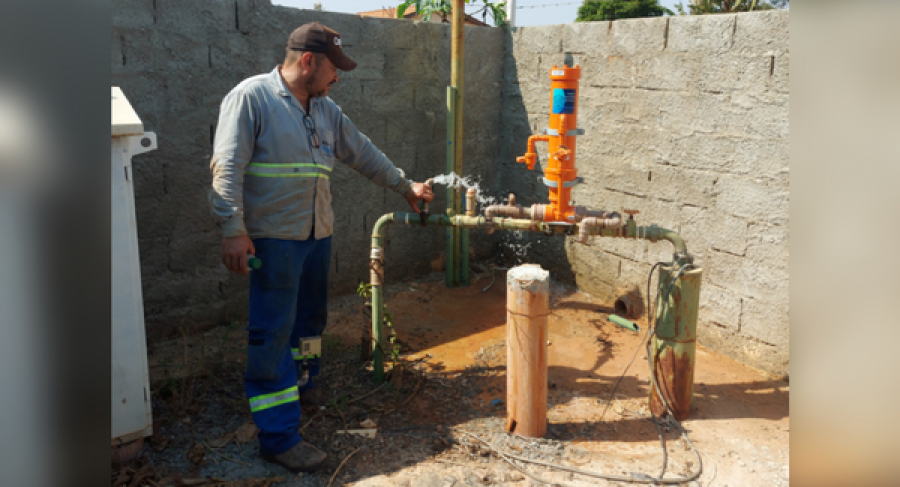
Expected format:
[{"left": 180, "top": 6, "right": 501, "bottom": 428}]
[{"left": 114, "top": 269, "right": 789, "bottom": 487}]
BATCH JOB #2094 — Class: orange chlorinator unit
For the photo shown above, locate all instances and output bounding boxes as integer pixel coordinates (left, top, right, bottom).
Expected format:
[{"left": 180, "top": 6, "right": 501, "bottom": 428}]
[
  {"left": 485, "top": 65, "right": 621, "bottom": 242},
  {"left": 516, "top": 64, "right": 584, "bottom": 223}
]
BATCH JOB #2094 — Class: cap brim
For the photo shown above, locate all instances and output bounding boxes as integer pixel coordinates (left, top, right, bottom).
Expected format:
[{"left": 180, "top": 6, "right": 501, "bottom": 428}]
[{"left": 328, "top": 52, "right": 357, "bottom": 71}]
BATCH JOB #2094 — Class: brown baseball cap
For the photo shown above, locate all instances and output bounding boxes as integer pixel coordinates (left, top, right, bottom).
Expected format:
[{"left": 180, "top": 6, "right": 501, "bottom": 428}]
[{"left": 287, "top": 22, "right": 357, "bottom": 71}]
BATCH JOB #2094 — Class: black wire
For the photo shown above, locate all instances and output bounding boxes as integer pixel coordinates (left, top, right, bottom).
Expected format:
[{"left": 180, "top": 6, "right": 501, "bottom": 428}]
[{"left": 596, "top": 261, "right": 667, "bottom": 426}]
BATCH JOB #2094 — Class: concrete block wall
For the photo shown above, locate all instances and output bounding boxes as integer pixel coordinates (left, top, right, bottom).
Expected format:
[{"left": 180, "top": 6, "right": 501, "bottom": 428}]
[
  {"left": 499, "top": 10, "right": 789, "bottom": 377},
  {"left": 112, "top": 0, "right": 504, "bottom": 339},
  {"left": 112, "top": 2, "right": 789, "bottom": 377}
]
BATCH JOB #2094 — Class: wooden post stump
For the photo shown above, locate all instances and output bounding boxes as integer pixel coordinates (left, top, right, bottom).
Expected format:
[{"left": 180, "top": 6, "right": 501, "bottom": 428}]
[{"left": 505, "top": 264, "right": 549, "bottom": 437}]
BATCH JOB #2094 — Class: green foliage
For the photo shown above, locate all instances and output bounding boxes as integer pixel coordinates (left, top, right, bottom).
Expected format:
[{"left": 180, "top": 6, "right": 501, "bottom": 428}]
[
  {"left": 357, "top": 281, "right": 372, "bottom": 299},
  {"left": 576, "top": 0, "right": 673, "bottom": 22},
  {"left": 672, "top": 0, "right": 784, "bottom": 15},
  {"left": 396, "top": 0, "right": 508, "bottom": 27},
  {"left": 358, "top": 281, "right": 402, "bottom": 364}
]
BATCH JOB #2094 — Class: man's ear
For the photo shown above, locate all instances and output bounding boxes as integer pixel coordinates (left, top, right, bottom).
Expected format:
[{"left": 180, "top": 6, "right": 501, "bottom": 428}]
[{"left": 301, "top": 51, "right": 317, "bottom": 73}]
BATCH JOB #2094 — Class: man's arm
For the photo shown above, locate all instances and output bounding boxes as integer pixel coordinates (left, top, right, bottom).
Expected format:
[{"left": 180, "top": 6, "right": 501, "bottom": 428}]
[
  {"left": 209, "top": 90, "right": 257, "bottom": 273},
  {"left": 332, "top": 111, "right": 432, "bottom": 211}
]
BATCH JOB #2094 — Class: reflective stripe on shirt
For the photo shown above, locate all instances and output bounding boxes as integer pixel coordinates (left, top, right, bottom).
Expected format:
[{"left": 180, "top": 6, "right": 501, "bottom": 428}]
[{"left": 245, "top": 162, "right": 333, "bottom": 178}]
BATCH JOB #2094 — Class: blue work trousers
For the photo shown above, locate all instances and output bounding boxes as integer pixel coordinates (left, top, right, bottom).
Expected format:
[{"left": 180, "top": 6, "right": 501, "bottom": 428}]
[{"left": 244, "top": 236, "right": 331, "bottom": 455}]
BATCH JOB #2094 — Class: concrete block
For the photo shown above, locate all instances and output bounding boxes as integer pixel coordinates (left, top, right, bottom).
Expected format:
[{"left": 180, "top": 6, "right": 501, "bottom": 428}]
[
  {"left": 635, "top": 53, "right": 702, "bottom": 91},
  {"left": 340, "top": 49, "right": 385, "bottom": 80},
  {"left": 600, "top": 161, "right": 650, "bottom": 198},
  {"left": 329, "top": 79, "right": 364, "bottom": 115},
  {"left": 358, "top": 16, "right": 417, "bottom": 50},
  {"left": 156, "top": 0, "right": 238, "bottom": 38},
  {"left": 745, "top": 222, "right": 789, "bottom": 270},
  {"left": 695, "top": 52, "right": 770, "bottom": 94},
  {"left": 733, "top": 10, "right": 789, "bottom": 57},
  {"left": 698, "top": 283, "right": 742, "bottom": 331},
  {"left": 112, "top": 29, "right": 125, "bottom": 71},
  {"left": 706, "top": 249, "right": 788, "bottom": 303},
  {"left": 168, "top": 231, "right": 220, "bottom": 273},
  {"left": 362, "top": 79, "right": 416, "bottom": 111},
  {"left": 649, "top": 165, "right": 718, "bottom": 208},
  {"left": 510, "top": 25, "right": 561, "bottom": 55},
  {"left": 773, "top": 52, "right": 789, "bottom": 94},
  {"left": 715, "top": 175, "right": 789, "bottom": 225},
  {"left": 118, "top": 29, "right": 210, "bottom": 74},
  {"left": 740, "top": 296, "right": 789, "bottom": 347},
  {"left": 591, "top": 233, "right": 648, "bottom": 263},
  {"left": 416, "top": 21, "right": 447, "bottom": 48},
  {"left": 209, "top": 33, "right": 261, "bottom": 72},
  {"left": 112, "top": 0, "right": 155, "bottom": 29},
  {"left": 680, "top": 205, "right": 749, "bottom": 258},
  {"left": 723, "top": 101, "right": 789, "bottom": 140},
  {"left": 697, "top": 321, "right": 788, "bottom": 379},
  {"left": 666, "top": 13, "right": 737, "bottom": 55},
  {"left": 609, "top": 17, "right": 668, "bottom": 56},
  {"left": 665, "top": 133, "right": 789, "bottom": 181},
  {"left": 589, "top": 53, "right": 637, "bottom": 88},
  {"left": 559, "top": 21, "right": 611, "bottom": 56}
]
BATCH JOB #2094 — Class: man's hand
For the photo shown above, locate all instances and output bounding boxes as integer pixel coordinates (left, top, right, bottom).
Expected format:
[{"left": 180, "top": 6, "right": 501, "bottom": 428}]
[
  {"left": 222, "top": 235, "right": 256, "bottom": 274},
  {"left": 403, "top": 182, "right": 435, "bottom": 213}
]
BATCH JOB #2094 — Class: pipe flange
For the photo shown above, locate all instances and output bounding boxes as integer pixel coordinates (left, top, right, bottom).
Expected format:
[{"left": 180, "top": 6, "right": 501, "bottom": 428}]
[{"left": 541, "top": 176, "right": 584, "bottom": 188}]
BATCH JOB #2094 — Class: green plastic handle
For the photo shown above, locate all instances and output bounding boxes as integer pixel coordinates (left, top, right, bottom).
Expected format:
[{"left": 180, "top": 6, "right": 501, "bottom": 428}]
[
  {"left": 608, "top": 314, "right": 639, "bottom": 332},
  {"left": 247, "top": 255, "right": 262, "bottom": 270}
]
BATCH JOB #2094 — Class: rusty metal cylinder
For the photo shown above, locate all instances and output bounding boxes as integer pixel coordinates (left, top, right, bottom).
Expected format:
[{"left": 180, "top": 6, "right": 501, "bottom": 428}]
[
  {"left": 649, "top": 265, "right": 703, "bottom": 421},
  {"left": 505, "top": 264, "right": 550, "bottom": 437}
]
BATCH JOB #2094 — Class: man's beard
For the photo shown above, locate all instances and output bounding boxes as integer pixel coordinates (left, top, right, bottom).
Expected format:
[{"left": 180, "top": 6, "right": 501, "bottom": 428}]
[{"left": 304, "top": 65, "right": 331, "bottom": 98}]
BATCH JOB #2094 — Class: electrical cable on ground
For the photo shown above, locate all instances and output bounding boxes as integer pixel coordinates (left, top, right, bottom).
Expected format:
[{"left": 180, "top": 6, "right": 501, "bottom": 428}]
[{"left": 454, "top": 259, "right": 705, "bottom": 484}]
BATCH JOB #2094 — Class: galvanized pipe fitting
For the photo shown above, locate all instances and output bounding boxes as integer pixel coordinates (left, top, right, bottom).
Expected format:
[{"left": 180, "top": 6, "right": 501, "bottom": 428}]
[
  {"left": 465, "top": 187, "right": 477, "bottom": 217},
  {"left": 577, "top": 212, "right": 622, "bottom": 244}
]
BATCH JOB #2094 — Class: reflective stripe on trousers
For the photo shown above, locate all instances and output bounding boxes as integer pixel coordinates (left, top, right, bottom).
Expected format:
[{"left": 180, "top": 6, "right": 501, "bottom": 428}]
[{"left": 249, "top": 385, "right": 299, "bottom": 413}]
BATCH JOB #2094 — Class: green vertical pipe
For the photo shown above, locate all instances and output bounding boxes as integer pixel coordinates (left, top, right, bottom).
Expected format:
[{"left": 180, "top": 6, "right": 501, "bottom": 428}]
[
  {"left": 649, "top": 264, "right": 703, "bottom": 420},
  {"left": 445, "top": 86, "right": 458, "bottom": 288},
  {"left": 370, "top": 213, "right": 395, "bottom": 384},
  {"left": 371, "top": 283, "right": 384, "bottom": 384}
]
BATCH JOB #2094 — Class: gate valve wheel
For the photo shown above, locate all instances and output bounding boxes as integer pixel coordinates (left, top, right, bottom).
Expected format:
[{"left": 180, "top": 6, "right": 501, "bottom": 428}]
[
  {"left": 623, "top": 209, "right": 640, "bottom": 220},
  {"left": 552, "top": 146, "right": 571, "bottom": 161}
]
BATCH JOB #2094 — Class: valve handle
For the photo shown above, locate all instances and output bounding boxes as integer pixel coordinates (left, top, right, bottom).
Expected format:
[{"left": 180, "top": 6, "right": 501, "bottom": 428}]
[{"left": 623, "top": 209, "right": 640, "bottom": 217}]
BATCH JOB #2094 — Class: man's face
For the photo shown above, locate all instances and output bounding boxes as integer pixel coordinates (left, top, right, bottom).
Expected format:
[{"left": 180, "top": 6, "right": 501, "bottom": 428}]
[{"left": 306, "top": 55, "right": 338, "bottom": 98}]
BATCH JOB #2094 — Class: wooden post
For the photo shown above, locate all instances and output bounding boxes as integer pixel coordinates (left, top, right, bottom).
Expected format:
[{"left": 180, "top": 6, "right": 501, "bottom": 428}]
[{"left": 505, "top": 264, "right": 549, "bottom": 437}]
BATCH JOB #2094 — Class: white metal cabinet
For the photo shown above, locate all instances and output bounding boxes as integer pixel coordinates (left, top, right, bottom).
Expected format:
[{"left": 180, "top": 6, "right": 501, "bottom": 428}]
[{"left": 111, "top": 87, "right": 157, "bottom": 444}]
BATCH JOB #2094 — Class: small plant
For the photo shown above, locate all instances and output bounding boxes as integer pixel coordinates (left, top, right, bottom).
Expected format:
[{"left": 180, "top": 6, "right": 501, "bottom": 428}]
[{"left": 357, "top": 281, "right": 402, "bottom": 367}]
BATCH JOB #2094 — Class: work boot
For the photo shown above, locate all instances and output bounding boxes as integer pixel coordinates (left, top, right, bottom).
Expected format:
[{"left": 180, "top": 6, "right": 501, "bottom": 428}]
[
  {"left": 261, "top": 441, "right": 328, "bottom": 473},
  {"left": 298, "top": 387, "right": 328, "bottom": 409}
]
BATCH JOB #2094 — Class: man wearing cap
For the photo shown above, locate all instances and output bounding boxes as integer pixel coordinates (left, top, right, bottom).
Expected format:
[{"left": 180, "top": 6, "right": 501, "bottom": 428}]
[{"left": 209, "top": 22, "right": 434, "bottom": 472}]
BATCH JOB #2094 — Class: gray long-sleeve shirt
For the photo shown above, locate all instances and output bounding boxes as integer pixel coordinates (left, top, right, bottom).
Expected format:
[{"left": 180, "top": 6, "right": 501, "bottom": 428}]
[{"left": 209, "top": 67, "right": 411, "bottom": 240}]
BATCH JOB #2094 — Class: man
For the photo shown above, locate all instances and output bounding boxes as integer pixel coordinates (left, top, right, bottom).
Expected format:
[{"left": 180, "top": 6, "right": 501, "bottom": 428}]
[{"left": 209, "top": 22, "right": 433, "bottom": 472}]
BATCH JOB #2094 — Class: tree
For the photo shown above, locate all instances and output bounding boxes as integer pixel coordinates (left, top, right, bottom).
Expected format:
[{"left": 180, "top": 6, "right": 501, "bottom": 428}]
[
  {"left": 672, "top": 0, "right": 786, "bottom": 15},
  {"left": 576, "top": 0, "right": 673, "bottom": 22},
  {"left": 396, "top": 0, "right": 508, "bottom": 27}
]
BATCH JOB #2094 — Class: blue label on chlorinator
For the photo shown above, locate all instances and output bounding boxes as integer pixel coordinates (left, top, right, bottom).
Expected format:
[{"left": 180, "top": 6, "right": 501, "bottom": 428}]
[{"left": 552, "top": 88, "right": 576, "bottom": 114}]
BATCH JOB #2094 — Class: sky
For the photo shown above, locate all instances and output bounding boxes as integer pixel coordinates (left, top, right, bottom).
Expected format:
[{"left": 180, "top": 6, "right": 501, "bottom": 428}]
[{"left": 272, "top": 0, "right": 686, "bottom": 27}]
